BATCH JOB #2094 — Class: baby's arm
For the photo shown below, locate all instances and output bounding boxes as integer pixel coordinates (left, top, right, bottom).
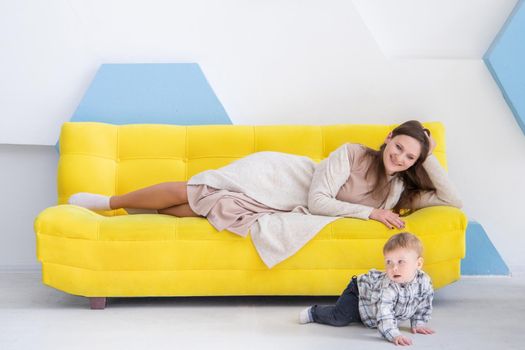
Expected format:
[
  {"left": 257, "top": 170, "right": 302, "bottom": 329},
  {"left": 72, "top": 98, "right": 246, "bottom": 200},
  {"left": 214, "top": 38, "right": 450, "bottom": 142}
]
[
  {"left": 376, "top": 288, "right": 406, "bottom": 344},
  {"left": 410, "top": 281, "right": 435, "bottom": 334}
]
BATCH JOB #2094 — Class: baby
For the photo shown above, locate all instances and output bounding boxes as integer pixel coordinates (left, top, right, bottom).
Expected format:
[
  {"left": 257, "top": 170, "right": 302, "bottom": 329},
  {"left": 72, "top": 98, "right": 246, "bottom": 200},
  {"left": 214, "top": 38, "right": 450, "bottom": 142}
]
[{"left": 299, "top": 232, "right": 435, "bottom": 346}]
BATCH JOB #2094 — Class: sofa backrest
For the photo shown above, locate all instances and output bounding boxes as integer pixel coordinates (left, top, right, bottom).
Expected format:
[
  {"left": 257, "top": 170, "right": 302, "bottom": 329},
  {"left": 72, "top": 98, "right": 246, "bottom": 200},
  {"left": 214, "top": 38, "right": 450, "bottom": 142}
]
[{"left": 57, "top": 122, "right": 448, "bottom": 210}]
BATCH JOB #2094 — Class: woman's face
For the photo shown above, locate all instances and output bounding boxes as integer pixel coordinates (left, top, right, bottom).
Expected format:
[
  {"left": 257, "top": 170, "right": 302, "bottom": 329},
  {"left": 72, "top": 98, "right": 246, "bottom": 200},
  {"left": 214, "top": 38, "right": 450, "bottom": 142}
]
[{"left": 383, "top": 134, "right": 422, "bottom": 175}]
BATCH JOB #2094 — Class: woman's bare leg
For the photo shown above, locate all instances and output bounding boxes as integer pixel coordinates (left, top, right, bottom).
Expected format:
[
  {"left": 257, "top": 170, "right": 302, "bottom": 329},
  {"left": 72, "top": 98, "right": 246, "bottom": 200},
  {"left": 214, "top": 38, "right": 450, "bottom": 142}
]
[
  {"left": 110, "top": 181, "right": 189, "bottom": 210},
  {"left": 158, "top": 204, "right": 200, "bottom": 217}
]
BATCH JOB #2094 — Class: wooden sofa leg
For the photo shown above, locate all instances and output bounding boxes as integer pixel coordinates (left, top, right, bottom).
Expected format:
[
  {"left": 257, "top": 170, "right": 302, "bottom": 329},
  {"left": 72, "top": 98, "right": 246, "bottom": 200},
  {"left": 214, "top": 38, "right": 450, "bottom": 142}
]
[{"left": 89, "top": 297, "right": 107, "bottom": 310}]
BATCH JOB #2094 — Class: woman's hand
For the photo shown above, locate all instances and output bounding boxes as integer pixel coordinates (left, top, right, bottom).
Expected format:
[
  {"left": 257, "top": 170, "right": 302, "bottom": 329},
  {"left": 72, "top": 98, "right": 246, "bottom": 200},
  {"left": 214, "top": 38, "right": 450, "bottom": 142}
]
[
  {"left": 369, "top": 209, "right": 405, "bottom": 229},
  {"left": 426, "top": 131, "right": 436, "bottom": 157}
]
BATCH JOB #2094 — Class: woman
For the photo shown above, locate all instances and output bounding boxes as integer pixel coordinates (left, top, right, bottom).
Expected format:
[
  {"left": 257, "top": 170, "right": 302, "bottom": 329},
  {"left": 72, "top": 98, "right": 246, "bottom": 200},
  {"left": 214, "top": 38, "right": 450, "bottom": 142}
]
[{"left": 69, "top": 120, "right": 462, "bottom": 232}]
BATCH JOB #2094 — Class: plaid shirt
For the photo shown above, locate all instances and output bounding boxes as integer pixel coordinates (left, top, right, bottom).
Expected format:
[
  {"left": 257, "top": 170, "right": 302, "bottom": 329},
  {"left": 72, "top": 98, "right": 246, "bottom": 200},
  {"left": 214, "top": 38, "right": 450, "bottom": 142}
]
[{"left": 357, "top": 269, "right": 434, "bottom": 342}]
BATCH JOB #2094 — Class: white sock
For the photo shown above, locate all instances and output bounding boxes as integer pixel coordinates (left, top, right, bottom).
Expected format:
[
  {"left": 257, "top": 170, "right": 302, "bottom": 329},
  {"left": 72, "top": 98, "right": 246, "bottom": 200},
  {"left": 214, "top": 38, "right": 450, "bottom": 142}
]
[
  {"left": 68, "top": 193, "right": 111, "bottom": 211},
  {"left": 299, "top": 307, "right": 313, "bottom": 324}
]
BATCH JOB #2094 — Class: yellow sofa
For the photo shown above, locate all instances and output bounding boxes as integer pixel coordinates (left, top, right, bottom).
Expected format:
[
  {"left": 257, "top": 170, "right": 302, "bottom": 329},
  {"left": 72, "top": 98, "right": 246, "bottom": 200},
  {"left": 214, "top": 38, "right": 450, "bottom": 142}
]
[{"left": 34, "top": 121, "right": 467, "bottom": 309}]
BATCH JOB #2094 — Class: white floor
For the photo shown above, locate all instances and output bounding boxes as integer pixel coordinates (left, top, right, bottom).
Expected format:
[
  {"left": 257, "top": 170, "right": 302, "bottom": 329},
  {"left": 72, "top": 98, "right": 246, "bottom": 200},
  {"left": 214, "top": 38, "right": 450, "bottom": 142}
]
[{"left": 1, "top": 270, "right": 524, "bottom": 350}]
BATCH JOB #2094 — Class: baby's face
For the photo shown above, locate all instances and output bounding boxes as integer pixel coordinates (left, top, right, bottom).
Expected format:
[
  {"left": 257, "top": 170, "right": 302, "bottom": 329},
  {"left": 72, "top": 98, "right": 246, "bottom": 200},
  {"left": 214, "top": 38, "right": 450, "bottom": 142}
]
[{"left": 384, "top": 247, "right": 423, "bottom": 284}]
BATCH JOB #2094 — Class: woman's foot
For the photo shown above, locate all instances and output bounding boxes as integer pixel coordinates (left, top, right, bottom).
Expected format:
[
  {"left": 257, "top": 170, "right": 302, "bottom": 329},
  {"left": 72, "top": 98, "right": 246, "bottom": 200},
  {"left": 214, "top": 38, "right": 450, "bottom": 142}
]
[
  {"left": 299, "top": 307, "right": 313, "bottom": 324},
  {"left": 68, "top": 193, "right": 111, "bottom": 210}
]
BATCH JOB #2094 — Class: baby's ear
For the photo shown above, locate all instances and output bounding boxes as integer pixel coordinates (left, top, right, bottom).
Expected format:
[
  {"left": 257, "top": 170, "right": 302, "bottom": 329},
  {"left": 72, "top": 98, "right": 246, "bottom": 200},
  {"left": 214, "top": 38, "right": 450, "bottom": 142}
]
[{"left": 417, "top": 256, "right": 424, "bottom": 269}]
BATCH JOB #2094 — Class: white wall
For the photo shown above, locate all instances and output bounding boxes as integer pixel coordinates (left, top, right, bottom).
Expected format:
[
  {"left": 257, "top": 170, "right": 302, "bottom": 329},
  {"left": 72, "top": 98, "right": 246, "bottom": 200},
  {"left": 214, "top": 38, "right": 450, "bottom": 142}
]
[
  {"left": 0, "top": 145, "right": 58, "bottom": 270},
  {"left": 1, "top": 0, "right": 524, "bottom": 269}
]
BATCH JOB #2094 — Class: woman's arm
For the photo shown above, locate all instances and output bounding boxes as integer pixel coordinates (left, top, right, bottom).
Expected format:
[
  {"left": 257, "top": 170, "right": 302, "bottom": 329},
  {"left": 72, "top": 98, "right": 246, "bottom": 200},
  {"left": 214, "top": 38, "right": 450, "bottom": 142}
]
[
  {"left": 411, "top": 154, "right": 463, "bottom": 210},
  {"left": 307, "top": 144, "right": 375, "bottom": 219},
  {"left": 308, "top": 144, "right": 406, "bottom": 229}
]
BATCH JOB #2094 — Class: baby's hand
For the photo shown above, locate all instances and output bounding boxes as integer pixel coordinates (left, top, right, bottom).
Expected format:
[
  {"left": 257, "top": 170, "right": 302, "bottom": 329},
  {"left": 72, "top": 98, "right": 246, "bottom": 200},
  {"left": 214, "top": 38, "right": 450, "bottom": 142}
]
[
  {"left": 411, "top": 326, "right": 435, "bottom": 335},
  {"left": 393, "top": 335, "right": 412, "bottom": 346}
]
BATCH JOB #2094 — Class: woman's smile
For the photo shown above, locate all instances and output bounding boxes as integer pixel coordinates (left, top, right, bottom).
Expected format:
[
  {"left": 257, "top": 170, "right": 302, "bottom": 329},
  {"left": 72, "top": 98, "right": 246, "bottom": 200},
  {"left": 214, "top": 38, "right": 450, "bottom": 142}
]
[{"left": 390, "top": 154, "right": 401, "bottom": 167}]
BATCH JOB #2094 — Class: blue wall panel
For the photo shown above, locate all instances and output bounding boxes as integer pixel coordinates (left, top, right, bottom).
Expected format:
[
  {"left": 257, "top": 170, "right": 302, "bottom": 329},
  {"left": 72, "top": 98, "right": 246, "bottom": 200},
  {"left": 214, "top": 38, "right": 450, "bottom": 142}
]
[
  {"left": 461, "top": 221, "right": 510, "bottom": 276},
  {"left": 484, "top": 0, "right": 525, "bottom": 135},
  {"left": 71, "top": 63, "right": 231, "bottom": 125}
]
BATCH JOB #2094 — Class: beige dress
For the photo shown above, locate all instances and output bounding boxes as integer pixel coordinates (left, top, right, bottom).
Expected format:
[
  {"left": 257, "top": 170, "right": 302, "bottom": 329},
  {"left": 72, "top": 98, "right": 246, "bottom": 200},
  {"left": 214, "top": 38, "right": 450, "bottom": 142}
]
[{"left": 187, "top": 144, "right": 395, "bottom": 236}]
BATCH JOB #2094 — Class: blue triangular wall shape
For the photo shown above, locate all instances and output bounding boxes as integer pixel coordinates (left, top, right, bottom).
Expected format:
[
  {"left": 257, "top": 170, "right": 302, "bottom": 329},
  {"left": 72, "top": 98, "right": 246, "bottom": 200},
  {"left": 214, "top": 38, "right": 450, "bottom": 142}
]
[
  {"left": 461, "top": 221, "right": 510, "bottom": 276},
  {"left": 56, "top": 63, "right": 231, "bottom": 151},
  {"left": 71, "top": 63, "right": 231, "bottom": 125}
]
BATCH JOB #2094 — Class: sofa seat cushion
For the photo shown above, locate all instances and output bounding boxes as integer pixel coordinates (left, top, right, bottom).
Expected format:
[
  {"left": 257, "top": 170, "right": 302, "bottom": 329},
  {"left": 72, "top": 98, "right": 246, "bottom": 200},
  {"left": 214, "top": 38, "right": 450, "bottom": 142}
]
[{"left": 35, "top": 205, "right": 466, "bottom": 276}]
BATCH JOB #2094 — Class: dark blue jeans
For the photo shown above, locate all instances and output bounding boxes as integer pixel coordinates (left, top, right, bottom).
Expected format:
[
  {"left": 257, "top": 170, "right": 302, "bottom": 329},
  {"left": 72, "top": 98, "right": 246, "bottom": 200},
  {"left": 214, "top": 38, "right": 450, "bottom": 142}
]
[{"left": 311, "top": 276, "right": 361, "bottom": 327}]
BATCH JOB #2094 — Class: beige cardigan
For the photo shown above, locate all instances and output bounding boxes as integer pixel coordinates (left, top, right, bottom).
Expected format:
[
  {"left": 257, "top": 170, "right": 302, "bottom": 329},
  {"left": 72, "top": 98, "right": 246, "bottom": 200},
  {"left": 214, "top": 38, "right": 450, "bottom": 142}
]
[
  {"left": 189, "top": 143, "right": 462, "bottom": 267},
  {"left": 308, "top": 144, "right": 463, "bottom": 219}
]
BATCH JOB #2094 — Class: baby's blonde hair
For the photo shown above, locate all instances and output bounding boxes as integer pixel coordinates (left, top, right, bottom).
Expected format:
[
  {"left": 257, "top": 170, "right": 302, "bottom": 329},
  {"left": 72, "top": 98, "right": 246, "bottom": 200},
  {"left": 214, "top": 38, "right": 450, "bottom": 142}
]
[{"left": 383, "top": 232, "right": 423, "bottom": 257}]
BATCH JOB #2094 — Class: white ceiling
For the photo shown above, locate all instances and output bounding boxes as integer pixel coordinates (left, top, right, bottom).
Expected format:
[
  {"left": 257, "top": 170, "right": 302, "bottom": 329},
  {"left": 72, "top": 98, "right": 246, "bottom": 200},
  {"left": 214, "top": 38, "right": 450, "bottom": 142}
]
[{"left": 353, "top": 0, "right": 518, "bottom": 58}]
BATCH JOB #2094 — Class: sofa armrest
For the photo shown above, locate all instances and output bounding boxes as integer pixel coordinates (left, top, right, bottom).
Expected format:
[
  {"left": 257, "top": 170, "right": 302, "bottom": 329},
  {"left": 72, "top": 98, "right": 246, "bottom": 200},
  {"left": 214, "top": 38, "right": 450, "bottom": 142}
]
[{"left": 34, "top": 205, "right": 102, "bottom": 240}]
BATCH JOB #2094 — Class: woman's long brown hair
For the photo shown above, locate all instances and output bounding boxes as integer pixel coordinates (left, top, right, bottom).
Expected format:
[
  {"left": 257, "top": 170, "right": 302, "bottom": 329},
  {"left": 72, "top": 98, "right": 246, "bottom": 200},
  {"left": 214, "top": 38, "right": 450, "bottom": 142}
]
[{"left": 363, "top": 120, "right": 436, "bottom": 214}]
